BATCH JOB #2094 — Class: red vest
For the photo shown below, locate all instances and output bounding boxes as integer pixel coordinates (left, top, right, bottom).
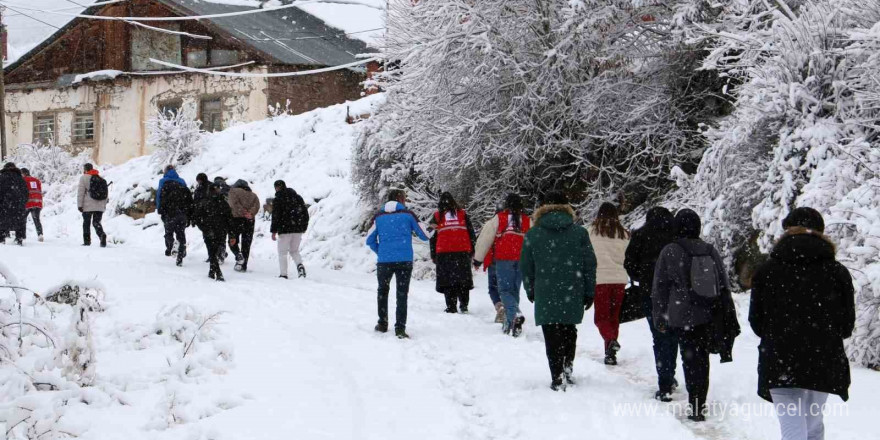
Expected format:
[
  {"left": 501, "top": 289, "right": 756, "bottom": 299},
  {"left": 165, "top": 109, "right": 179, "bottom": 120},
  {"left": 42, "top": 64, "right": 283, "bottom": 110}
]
[
  {"left": 434, "top": 209, "right": 473, "bottom": 254},
  {"left": 24, "top": 176, "right": 43, "bottom": 209},
  {"left": 493, "top": 211, "right": 530, "bottom": 261}
]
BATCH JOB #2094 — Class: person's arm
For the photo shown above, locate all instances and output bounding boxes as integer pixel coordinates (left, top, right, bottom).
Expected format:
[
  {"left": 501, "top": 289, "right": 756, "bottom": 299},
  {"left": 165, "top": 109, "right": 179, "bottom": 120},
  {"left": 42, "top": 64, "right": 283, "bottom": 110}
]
[
  {"left": 712, "top": 247, "right": 732, "bottom": 291},
  {"left": 624, "top": 232, "right": 642, "bottom": 281},
  {"left": 248, "top": 195, "right": 261, "bottom": 218},
  {"left": 473, "top": 215, "right": 498, "bottom": 263},
  {"left": 835, "top": 263, "right": 856, "bottom": 339},
  {"left": 155, "top": 179, "right": 164, "bottom": 212},
  {"left": 366, "top": 224, "right": 380, "bottom": 255},
  {"left": 410, "top": 214, "right": 429, "bottom": 241},
  {"left": 270, "top": 197, "right": 282, "bottom": 233},
  {"left": 582, "top": 229, "right": 598, "bottom": 307},
  {"left": 748, "top": 266, "right": 766, "bottom": 338},
  {"left": 77, "top": 176, "right": 86, "bottom": 210},
  {"left": 651, "top": 247, "right": 673, "bottom": 329},
  {"left": 466, "top": 214, "right": 477, "bottom": 252},
  {"left": 520, "top": 233, "right": 536, "bottom": 303}
]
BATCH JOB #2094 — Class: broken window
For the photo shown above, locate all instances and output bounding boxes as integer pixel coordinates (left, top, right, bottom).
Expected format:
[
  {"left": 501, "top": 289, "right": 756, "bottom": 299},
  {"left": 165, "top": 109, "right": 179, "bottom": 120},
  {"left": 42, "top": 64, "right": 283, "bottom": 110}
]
[
  {"left": 200, "top": 98, "right": 223, "bottom": 132},
  {"left": 33, "top": 114, "right": 56, "bottom": 145},
  {"left": 73, "top": 112, "right": 96, "bottom": 143},
  {"left": 158, "top": 99, "right": 183, "bottom": 117},
  {"left": 131, "top": 26, "right": 182, "bottom": 71},
  {"left": 210, "top": 49, "right": 240, "bottom": 66}
]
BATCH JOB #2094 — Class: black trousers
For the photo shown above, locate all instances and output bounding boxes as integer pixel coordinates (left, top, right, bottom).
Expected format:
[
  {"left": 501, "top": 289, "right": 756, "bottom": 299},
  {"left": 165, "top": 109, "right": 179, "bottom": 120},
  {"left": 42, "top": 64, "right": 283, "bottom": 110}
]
[
  {"left": 443, "top": 288, "right": 470, "bottom": 312},
  {"left": 377, "top": 262, "right": 413, "bottom": 330},
  {"left": 203, "top": 231, "right": 226, "bottom": 276},
  {"left": 542, "top": 324, "right": 578, "bottom": 382},
  {"left": 0, "top": 212, "right": 25, "bottom": 241},
  {"left": 163, "top": 213, "right": 187, "bottom": 255},
  {"left": 229, "top": 218, "right": 255, "bottom": 266},
  {"left": 643, "top": 296, "right": 679, "bottom": 393},
  {"left": 675, "top": 324, "right": 712, "bottom": 415},
  {"left": 82, "top": 211, "right": 105, "bottom": 244},
  {"left": 27, "top": 208, "right": 43, "bottom": 237}
]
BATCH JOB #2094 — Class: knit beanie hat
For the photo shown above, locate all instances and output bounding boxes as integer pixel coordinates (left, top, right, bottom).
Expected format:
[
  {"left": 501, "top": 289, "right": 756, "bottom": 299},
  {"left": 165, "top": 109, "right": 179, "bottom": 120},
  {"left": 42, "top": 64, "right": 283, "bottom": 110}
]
[{"left": 782, "top": 207, "right": 825, "bottom": 233}]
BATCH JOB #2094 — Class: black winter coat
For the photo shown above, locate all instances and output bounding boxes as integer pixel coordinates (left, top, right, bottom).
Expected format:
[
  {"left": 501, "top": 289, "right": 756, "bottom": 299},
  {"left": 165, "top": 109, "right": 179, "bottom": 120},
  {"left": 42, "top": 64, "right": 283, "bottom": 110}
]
[
  {"left": 270, "top": 188, "right": 309, "bottom": 234},
  {"left": 749, "top": 228, "right": 855, "bottom": 402},
  {"left": 0, "top": 167, "right": 28, "bottom": 230},
  {"left": 158, "top": 180, "right": 193, "bottom": 219},
  {"left": 624, "top": 225, "right": 673, "bottom": 286},
  {"left": 192, "top": 194, "right": 232, "bottom": 239}
]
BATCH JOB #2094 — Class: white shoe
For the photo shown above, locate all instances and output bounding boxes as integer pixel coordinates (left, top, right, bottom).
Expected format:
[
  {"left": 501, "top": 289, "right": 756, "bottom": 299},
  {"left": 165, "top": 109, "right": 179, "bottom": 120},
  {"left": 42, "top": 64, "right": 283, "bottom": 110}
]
[{"left": 38, "top": 235, "right": 44, "bottom": 242}]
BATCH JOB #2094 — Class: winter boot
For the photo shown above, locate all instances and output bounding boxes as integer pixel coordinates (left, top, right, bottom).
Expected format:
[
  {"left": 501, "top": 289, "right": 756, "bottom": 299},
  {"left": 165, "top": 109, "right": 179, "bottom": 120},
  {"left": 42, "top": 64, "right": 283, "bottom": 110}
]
[
  {"left": 654, "top": 391, "right": 673, "bottom": 403},
  {"left": 511, "top": 315, "right": 525, "bottom": 338},
  {"left": 234, "top": 262, "right": 245, "bottom": 272},
  {"left": 215, "top": 272, "right": 226, "bottom": 282},
  {"left": 395, "top": 328, "right": 409, "bottom": 339},
  {"left": 550, "top": 378, "right": 565, "bottom": 392},
  {"left": 279, "top": 275, "right": 288, "bottom": 279},
  {"left": 494, "top": 302, "right": 505, "bottom": 323},
  {"left": 38, "top": 235, "right": 44, "bottom": 242},
  {"left": 14, "top": 238, "right": 23, "bottom": 246},
  {"left": 563, "top": 364, "right": 575, "bottom": 385},
  {"left": 165, "top": 249, "right": 173, "bottom": 257},
  {"left": 100, "top": 234, "right": 107, "bottom": 248},
  {"left": 375, "top": 323, "right": 388, "bottom": 333},
  {"left": 671, "top": 378, "right": 679, "bottom": 392},
  {"left": 444, "top": 293, "right": 458, "bottom": 313},
  {"left": 208, "top": 269, "right": 216, "bottom": 279},
  {"left": 604, "top": 349, "right": 618, "bottom": 366},
  {"left": 297, "top": 264, "right": 307, "bottom": 279}
]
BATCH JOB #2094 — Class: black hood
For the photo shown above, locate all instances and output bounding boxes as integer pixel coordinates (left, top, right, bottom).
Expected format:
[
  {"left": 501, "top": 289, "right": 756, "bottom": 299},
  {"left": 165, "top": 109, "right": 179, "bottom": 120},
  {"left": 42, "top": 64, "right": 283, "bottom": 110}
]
[
  {"left": 674, "top": 209, "right": 702, "bottom": 239},
  {"left": 644, "top": 207, "right": 674, "bottom": 232},
  {"left": 771, "top": 228, "right": 836, "bottom": 266}
]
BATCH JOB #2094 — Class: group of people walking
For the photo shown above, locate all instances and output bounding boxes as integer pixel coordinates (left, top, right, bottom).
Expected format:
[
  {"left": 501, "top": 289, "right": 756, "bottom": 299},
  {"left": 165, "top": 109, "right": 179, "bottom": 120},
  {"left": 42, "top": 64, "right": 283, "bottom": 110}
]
[
  {"left": 154, "top": 166, "right": 311, "bottom": 281},
  {"left": 365, "top": 189, "right": 855, "bottom": 439}
]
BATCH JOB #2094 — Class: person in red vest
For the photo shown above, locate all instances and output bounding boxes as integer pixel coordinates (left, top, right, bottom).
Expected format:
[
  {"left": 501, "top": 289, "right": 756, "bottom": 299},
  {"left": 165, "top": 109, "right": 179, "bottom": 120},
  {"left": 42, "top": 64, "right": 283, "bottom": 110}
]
[
  {"left": 429, "top": 192, "right": 476, "bottom": 313},
  {"left": 20, "top": 168, "right": 44, "bottom": 242},
  {"left": 473, "top": 194, "right": 531, "bottom": 336}
]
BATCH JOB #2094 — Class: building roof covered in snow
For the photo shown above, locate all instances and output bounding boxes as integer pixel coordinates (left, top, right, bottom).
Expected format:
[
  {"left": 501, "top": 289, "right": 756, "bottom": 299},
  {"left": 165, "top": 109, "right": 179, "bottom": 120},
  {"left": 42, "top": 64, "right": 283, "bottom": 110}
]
[{"left": 4, "top": 0, "right": 372, "bottom": 77}]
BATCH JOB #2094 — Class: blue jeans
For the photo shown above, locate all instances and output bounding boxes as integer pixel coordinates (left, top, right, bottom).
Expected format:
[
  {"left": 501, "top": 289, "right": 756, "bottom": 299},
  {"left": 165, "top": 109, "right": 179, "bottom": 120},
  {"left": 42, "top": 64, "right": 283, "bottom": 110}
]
[
  {"left": 487, "top": 264, "right": 501, "bottom": 305},
  {"left": 377, "top": 262, "right": 413, "bottom": 330},
  {"left": 644, "top": 296, "right": 679, "bottom": 393},
  {"left": 495, "top": 260, "right": 522, "bottom": 328}
]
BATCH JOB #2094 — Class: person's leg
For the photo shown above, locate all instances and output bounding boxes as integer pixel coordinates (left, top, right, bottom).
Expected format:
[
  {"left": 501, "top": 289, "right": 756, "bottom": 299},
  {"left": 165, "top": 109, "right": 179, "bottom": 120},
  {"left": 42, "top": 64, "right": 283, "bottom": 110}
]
[
  {"left": 496, "top": 261, "right": 520, "bottom": 329},
  {"left": 804, "top": 389, "right": 828, "bottom": 440},
  {"left": 394, "top": 263, "right": 413, "bottom": 330},
  {"left": 459, "top": 288, "right": 470, "bottom": 312},
  {"left": 376, "top": 263, "right": 393, "bottom": 328},
  {"left": 205, "top": 234, "right": 220, "bottom": 277},
  {"left": 163, "top": 218, "right": 175, "bottom": 254},
  {"left": 542, "top": 325, "right": 564, "bottom": 384},
  {"left": 210, "top": 235, "right": 224, "bottom": 278},
  {"left": 563, "top": 325, "right": 578, "bottom": 378},
  {"left": 644, "top": 297, "right": 679, "bottom": 394},
  {"left": 607, "top": 284, "right": 626, "bottom": 342},
  {"left": 594, "top": 284, "right": 614, "bottom": 349},
  {"left": 444, "top": 291, "right": 458, "bottom": 313},
  {"left": 487, "top": 264, "right": 501, "bottom": 305},
  {"left": 229, "top": 219, "right": 243, "bottom": 261},
  {"left": 175, "top": 215, "right": 187, "bottom": 256},
  {"left": 277, "top": 234, "right": 291, "bottom": 276},
  {"left": 241, "top": 219, "right": 255, "bottom": 267},
  {"left": 678, "top": 326, "right": 711, "bottom": 418},
  {"left": 289, "top": 233, "right": 304, "bottom": 265},
  {"left": 31, "top": 208, "right": 43, "bottom": 237},
  {"left": 14, "top": 212, "right": 26, "bottom": 242},
  {"left": 91, "top": 212, "right": 106, "bottom": 240},
  {"left": 82, "top": 212, "right": 92, "bottom": 244},
  {"left": 770, "top": 388, "right": 809, "bottom": 440}
]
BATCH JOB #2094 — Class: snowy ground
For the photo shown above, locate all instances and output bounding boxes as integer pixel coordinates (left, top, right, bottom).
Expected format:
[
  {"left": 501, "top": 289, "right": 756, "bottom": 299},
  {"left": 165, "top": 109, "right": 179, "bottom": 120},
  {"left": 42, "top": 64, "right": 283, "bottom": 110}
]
[{"left": 1, "top": 236, "right": 877, "bottom": 439}]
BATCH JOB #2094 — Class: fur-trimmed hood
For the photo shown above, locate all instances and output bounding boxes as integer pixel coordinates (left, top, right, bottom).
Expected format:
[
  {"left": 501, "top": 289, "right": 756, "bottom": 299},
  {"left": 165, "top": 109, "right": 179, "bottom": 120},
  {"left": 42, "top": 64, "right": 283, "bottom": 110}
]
[
  {"left": 771, "top": 226, "right": 837, "bottom": 265},
  {"left": 533, "top": 204, "right": 577, "bottom": 231}
]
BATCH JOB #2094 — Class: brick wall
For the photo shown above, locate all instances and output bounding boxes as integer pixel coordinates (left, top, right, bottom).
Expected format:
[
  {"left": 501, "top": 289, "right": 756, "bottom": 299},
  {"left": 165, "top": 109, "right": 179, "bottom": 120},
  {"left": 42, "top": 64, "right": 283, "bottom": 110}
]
[{"left": 266, "top": 66, "right": 365, "bottom": 116}]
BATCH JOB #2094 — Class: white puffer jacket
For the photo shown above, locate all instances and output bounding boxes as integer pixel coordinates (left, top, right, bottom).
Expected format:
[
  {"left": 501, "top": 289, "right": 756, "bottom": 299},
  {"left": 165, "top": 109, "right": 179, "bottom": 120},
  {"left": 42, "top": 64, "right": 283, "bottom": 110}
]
[{"left": 590, "top": 230, "right": 630, "bottom": 285}]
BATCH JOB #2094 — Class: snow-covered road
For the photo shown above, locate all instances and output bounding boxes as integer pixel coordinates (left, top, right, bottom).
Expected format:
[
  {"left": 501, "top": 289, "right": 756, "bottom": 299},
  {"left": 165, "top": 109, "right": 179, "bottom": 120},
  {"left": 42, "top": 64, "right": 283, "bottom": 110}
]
[{"left": 1, "top": 238, "right": 876, "bottom": 439}]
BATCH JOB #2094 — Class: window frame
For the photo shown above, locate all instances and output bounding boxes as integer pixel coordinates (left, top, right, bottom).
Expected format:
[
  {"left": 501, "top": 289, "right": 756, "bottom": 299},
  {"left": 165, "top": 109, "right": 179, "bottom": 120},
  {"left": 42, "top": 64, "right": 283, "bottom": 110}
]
[
  {"left": 157, "top": 99, "right": 184, "bottom": 118},
  {"left": 72, "top": 111, "right": 97, "bottom": 144},
  {"left": 32, "top": 113, "right": 57, "bottom": 145},
  {"left": 199, "top": 97, "right": 224, "bottom": 133}
]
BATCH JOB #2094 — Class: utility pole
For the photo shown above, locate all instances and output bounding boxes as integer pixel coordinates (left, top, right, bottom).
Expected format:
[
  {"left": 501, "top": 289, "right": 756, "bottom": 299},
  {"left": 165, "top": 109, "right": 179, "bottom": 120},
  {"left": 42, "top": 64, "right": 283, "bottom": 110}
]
[{"left": 0, "top": 7, "right": 7, "bottom": 160}]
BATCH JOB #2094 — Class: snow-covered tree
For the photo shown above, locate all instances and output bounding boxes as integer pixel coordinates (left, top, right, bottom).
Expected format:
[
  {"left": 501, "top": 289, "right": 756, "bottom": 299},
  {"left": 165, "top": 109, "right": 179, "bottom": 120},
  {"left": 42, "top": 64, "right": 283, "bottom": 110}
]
[
  {"left": 146, "top": 107, "right": 204, "bottom": 169},
  {"left": 672, "top": 0, "right": 880, "bottom": 367},
  {"left": 355, "top": 0, "right": 725, "bottom": 218}
]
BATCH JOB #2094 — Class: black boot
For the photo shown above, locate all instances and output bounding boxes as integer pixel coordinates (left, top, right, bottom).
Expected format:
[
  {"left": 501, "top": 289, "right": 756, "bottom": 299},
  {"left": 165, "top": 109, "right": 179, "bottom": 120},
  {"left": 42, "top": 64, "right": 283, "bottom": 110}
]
[
  {"left": 444, "top": 293, "right": 458, "bottom": 313},
  {"left": 395, "top": 328, "right": 409, "bottom": 339},
  {"left": 100, "top": 234, "right": 107, "bottom": 248},
  {"left": 297, "top": 264, "right": 307, "bottom": 278},
  {"left": 375, "top": 323, "right": 388, "bottom": 333},
  {"left": 512, "top": 316, "right": 526, "bottom": 338}
]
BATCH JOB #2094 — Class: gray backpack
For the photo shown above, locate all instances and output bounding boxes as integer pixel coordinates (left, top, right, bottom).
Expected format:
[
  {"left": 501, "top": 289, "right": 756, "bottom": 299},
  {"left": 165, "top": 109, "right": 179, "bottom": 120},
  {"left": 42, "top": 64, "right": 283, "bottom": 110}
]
[{"left": 677, "top": 241, "right": 721, "bottom": 301}]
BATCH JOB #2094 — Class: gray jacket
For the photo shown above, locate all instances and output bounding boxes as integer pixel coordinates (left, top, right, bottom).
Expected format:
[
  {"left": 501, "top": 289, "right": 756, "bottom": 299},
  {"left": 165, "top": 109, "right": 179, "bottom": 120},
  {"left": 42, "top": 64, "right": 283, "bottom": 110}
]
[
  {"left": 652, "top": 239, "right": 730, "bottom": 329},
  {"left": 77, "top": 174, "right": 109, "bottom": 213}
]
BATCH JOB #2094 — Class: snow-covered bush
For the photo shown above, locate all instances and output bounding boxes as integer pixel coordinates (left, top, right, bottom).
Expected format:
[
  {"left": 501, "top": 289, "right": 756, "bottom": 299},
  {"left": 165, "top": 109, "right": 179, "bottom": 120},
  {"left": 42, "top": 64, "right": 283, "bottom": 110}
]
[
  {"left": 146, "top": 108, "right": 204, "bottom": 169},
  {"left": 7, "top": 143, "right": 90, "bottom": 185},
  {"left": 671, "top": 0, "right": 880, "bottom": 367},
  {"left": 355, "top": 0, "right": 724, "bottom": 219}
]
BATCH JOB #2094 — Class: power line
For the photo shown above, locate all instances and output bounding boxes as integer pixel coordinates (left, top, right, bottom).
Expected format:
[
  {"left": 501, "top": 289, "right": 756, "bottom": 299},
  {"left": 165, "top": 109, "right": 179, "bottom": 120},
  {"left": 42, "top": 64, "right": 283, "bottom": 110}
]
[
  {"left": 2, "top": 4, "right": 61, "bottom": 29},
  {"left": 149, "top": 56, "right": 378, "bottom": 78},
  {"left": 2, "top": 0, "right": 123, "bottom": 18}
]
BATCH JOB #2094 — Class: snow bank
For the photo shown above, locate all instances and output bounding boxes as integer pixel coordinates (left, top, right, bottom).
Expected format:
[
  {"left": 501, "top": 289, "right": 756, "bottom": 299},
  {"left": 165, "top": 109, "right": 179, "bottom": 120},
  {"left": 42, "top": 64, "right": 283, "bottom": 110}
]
[{"left": 24, "top": 94, "right": 387, "bottom": 274}]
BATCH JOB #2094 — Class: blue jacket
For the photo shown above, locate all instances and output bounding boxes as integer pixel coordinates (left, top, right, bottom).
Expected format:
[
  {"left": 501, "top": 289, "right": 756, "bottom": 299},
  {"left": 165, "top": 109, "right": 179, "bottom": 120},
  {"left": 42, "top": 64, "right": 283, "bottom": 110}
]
[
  {"left": 156, "top": 169, "right": 186, "bottom": 212},
  {"left": 367, "top": 202, "right": 429, "bottom": 263}
]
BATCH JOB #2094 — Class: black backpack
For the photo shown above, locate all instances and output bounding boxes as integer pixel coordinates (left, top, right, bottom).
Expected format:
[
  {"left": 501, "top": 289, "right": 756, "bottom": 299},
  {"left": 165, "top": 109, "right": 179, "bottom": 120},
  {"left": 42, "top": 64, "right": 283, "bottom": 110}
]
[
  {"left": 676, "top": 240, "right": 722, "bottom": 303},
  {"left": 89, "top": 175, "right": 109, "bottom": 201},
  {"left": 160, "top": 180, "right": 191, "bottom": 215}
]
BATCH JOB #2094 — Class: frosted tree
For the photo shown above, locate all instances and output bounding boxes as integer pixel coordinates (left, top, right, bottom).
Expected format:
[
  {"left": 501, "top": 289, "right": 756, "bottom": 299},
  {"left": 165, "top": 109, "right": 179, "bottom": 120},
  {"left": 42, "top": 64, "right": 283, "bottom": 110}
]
[
  {"left": 672, "top": 0, "right": 880, "bottom": 367},
  {"left": 146, "top": 107, "right": 204, "bottom": 169},
  {"left": 355, "top": 0, "right": 725, "bottom": 218}
]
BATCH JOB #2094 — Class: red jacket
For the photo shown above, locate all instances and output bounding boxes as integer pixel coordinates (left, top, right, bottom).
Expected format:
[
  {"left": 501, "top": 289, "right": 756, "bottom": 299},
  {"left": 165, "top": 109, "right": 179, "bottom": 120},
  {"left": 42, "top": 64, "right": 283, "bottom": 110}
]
[
  {"left": 433, "top": 209, "right": 473, "bottom": 254},
  {"left": 24, "top": 176, "right": 43, "bottom": 209},
  {"left": 494, "top": 211, "right": 530, "bottom": 261}
]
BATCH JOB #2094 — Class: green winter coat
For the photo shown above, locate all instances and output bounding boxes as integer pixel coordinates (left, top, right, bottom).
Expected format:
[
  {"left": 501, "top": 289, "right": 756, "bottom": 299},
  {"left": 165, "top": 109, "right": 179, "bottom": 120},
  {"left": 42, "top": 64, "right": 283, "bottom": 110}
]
[{"left": 520, "top": 204, "right": 597, "bottom": 326}]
